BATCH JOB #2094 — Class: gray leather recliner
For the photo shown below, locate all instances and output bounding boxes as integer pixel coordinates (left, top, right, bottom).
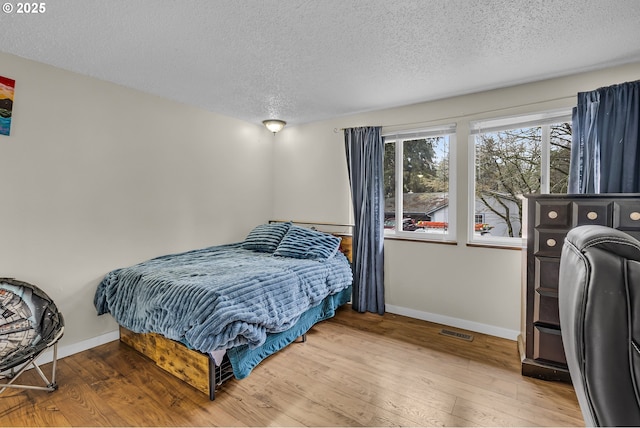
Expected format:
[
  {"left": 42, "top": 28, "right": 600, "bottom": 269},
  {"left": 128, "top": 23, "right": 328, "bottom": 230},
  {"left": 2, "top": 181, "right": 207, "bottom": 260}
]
[{"left": 559, "top": 225, "right": 640, "bottom": 427}]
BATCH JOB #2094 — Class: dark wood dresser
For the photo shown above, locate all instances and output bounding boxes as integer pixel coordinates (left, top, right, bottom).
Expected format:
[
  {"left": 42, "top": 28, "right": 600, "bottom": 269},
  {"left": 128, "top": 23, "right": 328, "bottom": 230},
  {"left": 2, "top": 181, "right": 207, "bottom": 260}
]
[{"left": 520, "top": 193, "right": 640, "bottom": 381}]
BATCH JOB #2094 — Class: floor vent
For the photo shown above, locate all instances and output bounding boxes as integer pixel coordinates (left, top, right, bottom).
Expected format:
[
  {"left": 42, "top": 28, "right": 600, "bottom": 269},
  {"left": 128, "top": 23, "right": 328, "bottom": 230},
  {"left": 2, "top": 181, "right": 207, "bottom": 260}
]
[{"left": 439, "top": 329, "right": 474, "bottom": 342}]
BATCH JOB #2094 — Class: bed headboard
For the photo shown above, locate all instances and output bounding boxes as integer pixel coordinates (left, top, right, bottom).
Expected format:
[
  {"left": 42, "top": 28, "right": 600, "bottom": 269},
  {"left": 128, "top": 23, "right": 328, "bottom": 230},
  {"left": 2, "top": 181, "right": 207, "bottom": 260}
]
[
  {"left": 336, "top": 234, "right": 352, "bottom": 263},
  {"left": 269, "top": 220, "right": 353, "bottom": 263}
]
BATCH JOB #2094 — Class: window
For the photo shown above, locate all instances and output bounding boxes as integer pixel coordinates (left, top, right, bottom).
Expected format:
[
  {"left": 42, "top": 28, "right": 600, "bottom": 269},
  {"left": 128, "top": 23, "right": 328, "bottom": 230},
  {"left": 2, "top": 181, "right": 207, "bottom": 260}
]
[
  {"left": 383, "top": 124, "right": 456, "bottom": 241},
  {"left": 470, "top": 110, "right": 572, "bottom": 245}
]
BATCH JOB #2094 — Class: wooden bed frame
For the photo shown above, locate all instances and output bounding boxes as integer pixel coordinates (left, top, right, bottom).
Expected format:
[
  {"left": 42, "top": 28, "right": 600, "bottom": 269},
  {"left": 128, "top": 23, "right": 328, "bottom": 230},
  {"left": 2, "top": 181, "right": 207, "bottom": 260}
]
[
  {"left": 118, "top": 227, "right": 352, "bottom": 400},
  {"left": 119, "top": 325, "right": 231, "bottom": 400}
]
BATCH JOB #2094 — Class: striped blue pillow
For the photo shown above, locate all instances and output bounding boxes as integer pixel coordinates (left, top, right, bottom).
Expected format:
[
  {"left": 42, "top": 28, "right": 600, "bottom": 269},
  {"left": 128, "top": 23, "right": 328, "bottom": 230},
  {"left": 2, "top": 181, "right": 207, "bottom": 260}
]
[
  {"left": 273, "top": 226, "right": 341, "bottom": 261},
  {"left": 242, "top": 222, "right": 292, "bottom": 253}
]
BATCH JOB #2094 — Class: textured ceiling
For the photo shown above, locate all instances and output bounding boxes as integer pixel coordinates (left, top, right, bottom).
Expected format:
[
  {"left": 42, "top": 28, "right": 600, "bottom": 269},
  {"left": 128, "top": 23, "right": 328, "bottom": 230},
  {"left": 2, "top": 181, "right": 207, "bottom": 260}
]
[{"left": 1, "top": 0, "right": 640, "bottom": 126}]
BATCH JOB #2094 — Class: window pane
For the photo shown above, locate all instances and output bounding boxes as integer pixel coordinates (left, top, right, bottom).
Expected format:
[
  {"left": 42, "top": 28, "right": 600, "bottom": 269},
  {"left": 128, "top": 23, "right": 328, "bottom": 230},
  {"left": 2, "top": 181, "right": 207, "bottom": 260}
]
[
  {"left": 549, "top": 122, "right": 572, "bottom": 194},
  {"left": 383, "top": 134, "right": 451, "bottom": 236},
  {"left": 383, "top": 141, "right": 396, "bottom": 231},
  {"left": 474, "top": 127, "right": 541, "bottom": 238},
  {"left": 403, "top": 137, "right": 449, "bottom": 233},
  {"left": 473, "top": 121, "right": 572, "bottom": 239}
]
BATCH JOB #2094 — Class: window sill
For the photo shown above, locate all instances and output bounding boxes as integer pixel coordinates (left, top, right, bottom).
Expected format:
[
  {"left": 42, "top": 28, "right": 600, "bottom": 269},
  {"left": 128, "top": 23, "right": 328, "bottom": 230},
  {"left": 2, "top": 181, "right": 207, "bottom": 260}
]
[
  {"left": 466, "top": 238, "right": 524, "bottom": 251},
  {"left": 383, "top": 235, "right": 458, "bottom": 245}
]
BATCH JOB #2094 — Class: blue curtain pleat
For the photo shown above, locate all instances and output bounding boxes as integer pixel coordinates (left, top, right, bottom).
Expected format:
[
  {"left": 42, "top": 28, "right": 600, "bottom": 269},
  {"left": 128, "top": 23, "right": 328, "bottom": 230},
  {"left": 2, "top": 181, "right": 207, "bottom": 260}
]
[
  {"left": 568, "top": 80, "right": 640, "bottom": 193},
  {"left": 344, "top": 126, "right": 385, "bottom": 315}
]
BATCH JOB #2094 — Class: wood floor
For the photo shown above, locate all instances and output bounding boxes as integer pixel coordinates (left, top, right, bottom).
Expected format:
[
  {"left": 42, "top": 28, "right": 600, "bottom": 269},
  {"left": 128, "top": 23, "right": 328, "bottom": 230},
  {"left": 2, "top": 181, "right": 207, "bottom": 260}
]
[{"left": 0, "top": 306, "right": 582, "bottom": 427}]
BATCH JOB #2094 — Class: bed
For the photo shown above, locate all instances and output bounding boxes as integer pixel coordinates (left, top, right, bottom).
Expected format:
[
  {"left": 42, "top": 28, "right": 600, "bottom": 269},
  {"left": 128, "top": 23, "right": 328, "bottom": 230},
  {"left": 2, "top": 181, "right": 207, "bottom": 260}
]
[{"left": 93, "top": 221, "right": 353, "bottom": 400}]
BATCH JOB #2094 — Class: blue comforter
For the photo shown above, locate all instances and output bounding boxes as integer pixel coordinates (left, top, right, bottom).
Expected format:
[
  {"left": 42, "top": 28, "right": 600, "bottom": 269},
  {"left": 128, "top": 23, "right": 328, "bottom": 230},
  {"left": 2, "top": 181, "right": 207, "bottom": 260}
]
[{"left": 94, "top": 243, "right": 352, "bottom": 354}]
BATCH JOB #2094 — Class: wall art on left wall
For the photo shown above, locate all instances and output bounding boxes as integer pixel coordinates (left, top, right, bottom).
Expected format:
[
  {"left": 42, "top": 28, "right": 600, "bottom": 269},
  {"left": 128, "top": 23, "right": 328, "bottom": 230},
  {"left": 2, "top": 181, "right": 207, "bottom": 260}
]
[{"left": 0, "top": 75, "right": 15, "bottom": 136}]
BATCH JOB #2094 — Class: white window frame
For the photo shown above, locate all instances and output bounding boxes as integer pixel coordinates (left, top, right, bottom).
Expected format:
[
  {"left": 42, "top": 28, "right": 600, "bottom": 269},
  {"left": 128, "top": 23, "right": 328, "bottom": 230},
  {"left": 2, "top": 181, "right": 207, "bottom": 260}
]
[
  {"left": 382, "top": 124, "right": 457, "bottom": 242},
  {"left": 468, "top": 109, "right": 572, "bottom": 247}
]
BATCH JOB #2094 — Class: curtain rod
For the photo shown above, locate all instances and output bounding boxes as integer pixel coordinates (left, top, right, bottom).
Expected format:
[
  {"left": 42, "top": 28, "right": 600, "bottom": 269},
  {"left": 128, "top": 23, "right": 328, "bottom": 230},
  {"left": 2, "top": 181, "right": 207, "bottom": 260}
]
[
  {"left": 333, "top": 127, "right": 377, "bottom": 133},
  {"left": 332, "top": 94, "right": 575, "bottom": 133},
  {"left": 333, "top": 126, "right": 383, "bottom": 133}
]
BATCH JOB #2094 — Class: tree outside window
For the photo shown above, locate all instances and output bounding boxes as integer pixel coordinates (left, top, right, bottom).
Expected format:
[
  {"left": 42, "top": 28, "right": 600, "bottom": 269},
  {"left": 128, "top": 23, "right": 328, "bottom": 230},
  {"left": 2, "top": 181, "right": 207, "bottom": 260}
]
[
  {"left": 473, "top": 118, "right": 572, "bottom": 240},
  {"left": 383, "top": 126, "right": 454, "bottom": 240}
]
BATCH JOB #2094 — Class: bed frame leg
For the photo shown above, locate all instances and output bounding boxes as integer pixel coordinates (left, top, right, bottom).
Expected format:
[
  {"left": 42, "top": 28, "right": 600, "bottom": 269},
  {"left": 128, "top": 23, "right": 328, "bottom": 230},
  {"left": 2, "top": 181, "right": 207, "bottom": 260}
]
[
  {"left": 208, "top": 357, "right": 216, "bottom": 401},
  {"left": 294, "top": 334, "right": 307, "bottom": 343}
]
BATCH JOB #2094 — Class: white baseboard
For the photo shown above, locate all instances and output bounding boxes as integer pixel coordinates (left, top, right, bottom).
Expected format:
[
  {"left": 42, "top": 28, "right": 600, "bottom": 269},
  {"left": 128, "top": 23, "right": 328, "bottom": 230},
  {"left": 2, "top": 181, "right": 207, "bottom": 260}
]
[
  {"left": 36, "top": 330, "right": 120, "bottom": 365},
  {"left": 385, "top": 304, "right": 519, "bottom": 340}
]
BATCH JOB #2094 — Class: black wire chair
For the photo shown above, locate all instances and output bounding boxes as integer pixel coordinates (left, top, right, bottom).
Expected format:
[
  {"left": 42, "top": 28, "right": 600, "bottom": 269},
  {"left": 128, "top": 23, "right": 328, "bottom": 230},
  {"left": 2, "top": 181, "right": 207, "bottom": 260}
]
[{"left": 0, "top": 277, "right": 65, "bottom": 394}]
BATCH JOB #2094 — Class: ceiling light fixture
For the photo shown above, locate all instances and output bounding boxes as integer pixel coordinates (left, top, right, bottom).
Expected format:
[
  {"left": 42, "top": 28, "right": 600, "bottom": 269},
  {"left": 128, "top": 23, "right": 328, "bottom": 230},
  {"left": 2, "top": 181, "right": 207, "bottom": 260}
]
[{"left": 262, "top": 119, "right": 286, "bottom": 134}]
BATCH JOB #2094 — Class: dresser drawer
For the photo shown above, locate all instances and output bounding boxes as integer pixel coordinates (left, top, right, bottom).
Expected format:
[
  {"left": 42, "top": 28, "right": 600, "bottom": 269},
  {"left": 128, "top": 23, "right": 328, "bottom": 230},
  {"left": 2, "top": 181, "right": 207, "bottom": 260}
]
[
  {"left": 533, "top": 325, "right": 566, "bottom": 365},
  {"left": 534, "top": 201, "right": 571, "bottom": 228},
  {"left": 572, "top": 201, "right": 612, "bottom": 226},
  {"left": 534, "top": 290, "right": 560, "bottom": 327},
  {"left": 613, "top": 201, "right": 640, "bottom": 232},
  {"left": 533, "top": 256, "right": 561, "bottom": 327},
  {"left": 533, "top": 230, "right": 568, "bottom": 257},
  {"left": 534, "top": 256, "right": 560, "bottom": 290}
]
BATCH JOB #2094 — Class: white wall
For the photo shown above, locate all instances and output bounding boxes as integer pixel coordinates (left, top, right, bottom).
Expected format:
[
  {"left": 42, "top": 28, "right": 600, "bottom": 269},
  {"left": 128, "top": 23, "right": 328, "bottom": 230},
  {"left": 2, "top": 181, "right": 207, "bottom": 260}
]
[
  {"left": 273, "top": 62, "right": 640, "bottom": 339},
  {"left": 0, "top": 52, "right": 274, "bottom": 354}
]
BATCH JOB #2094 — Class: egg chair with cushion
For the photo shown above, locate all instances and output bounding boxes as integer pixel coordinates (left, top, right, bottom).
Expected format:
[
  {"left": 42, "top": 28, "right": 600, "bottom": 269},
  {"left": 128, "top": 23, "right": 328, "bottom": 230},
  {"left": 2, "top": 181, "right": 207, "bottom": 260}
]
[{"left": 0, "top": 277, "right": 64, "bottom": 394}]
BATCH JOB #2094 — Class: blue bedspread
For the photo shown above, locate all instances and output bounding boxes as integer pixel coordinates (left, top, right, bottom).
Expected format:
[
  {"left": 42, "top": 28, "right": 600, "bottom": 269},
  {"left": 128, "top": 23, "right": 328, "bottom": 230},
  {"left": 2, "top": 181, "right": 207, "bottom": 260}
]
[
  {"left": 94, "top": 243, "right": 352, "bottom": 354},
  {"left": 228, "top": 285, "right": 351, "bottom": 379}
]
